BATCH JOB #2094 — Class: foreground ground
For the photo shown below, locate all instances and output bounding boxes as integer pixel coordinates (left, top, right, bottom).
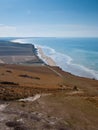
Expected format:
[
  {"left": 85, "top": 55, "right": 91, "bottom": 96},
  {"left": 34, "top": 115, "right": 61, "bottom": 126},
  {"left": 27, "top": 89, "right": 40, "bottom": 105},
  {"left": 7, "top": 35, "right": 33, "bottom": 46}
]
[{"left": 0, "top": 64, "right": 98, "bottom": 130}]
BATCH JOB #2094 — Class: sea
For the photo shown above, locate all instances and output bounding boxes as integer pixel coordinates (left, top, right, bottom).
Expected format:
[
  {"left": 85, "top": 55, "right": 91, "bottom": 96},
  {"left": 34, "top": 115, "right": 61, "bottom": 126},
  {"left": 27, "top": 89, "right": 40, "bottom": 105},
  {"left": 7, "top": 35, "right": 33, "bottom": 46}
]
[{"left": 1, "top": 37, "right": 98, "bottom": 79}]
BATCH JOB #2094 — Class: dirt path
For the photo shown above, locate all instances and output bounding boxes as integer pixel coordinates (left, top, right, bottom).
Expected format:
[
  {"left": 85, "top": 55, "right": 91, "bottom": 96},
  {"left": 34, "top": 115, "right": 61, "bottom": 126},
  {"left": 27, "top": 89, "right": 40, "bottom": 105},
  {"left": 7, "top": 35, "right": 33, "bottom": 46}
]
[
  {"left": 47, "top": 66, "right": 63, "bottom": 78},
  {"left": 19, "top": 94, "right": 41, "bottom": 102}
]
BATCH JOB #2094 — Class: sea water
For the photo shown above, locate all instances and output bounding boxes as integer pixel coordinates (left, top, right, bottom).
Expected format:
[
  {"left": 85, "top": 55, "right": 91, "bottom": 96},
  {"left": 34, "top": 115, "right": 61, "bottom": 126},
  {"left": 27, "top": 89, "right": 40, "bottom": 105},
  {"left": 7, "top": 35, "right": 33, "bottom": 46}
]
[{"left": 12, "top": 37, "right": 98, "bottom": 79}]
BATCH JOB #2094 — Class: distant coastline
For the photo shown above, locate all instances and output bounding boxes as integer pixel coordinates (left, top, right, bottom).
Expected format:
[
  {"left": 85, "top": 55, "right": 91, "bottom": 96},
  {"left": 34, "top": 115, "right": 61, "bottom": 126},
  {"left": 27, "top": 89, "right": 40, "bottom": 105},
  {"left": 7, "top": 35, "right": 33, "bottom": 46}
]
[
  {"left": 1, "top": 37, "right": 98, "bottom": 80},
  {"left": 0, "top": 40, "right": 44, "bottom": 65},
  {"left": 11, "top": 38, "right": 98, "bottom": 80},
  {"left": 11, "top": 38, "right": 57, "bottom": 66}
]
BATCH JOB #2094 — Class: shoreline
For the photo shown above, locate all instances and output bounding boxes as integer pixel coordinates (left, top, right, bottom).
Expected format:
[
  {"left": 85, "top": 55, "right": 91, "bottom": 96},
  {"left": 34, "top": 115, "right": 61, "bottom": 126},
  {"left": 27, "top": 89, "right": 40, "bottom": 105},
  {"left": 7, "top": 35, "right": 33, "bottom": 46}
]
[
  {"left": 37, "top": 46, "right": 98, "bottom": 80},
  {"left": 7, "top": 38, "right": 98, "bottom": 80},
  {"left": 37, "top": 47, "right": 57, "bottom": 66}
]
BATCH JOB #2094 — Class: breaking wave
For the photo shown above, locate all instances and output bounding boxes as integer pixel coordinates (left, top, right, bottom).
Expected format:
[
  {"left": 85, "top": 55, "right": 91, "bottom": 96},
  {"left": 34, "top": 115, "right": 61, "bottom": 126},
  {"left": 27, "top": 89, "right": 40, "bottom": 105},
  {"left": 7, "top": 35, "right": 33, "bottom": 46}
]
[{"left": 11, "top": 38, "right": 98, "bottom": 80}]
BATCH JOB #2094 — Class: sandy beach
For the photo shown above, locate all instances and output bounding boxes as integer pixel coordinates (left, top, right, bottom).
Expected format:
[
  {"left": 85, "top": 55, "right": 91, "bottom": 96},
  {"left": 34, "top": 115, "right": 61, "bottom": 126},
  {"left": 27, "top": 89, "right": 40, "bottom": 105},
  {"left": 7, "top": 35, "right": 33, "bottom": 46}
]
[{"left": 37, "top": 47, "right": 56, "bottom": 66}]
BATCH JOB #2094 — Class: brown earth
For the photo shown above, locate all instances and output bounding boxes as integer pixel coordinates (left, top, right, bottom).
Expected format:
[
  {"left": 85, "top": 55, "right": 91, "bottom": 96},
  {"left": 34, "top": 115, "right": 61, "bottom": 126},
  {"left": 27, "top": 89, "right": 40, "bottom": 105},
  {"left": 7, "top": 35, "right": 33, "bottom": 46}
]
[
  {"left": 0, "top": 64, "right": 64, "bottom": 100},
  {"left": 0, "top": 64, "right": 98, "bottom": 130}
]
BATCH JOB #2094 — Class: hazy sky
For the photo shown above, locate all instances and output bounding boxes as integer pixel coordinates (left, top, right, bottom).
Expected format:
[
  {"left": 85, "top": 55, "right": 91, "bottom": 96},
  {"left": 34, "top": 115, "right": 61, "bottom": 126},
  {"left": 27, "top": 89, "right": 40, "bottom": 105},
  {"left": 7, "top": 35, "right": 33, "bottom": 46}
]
[{"left": 0, "top": 0, "right": 98, "bottom": 37}]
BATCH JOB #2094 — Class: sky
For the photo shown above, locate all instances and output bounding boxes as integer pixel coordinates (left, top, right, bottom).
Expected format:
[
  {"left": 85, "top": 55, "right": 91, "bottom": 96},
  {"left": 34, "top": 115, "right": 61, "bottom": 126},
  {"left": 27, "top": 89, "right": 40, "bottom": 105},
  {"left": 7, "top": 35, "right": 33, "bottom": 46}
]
[{"left": 0, "top": 0, "right": 98, "bottom": 37}]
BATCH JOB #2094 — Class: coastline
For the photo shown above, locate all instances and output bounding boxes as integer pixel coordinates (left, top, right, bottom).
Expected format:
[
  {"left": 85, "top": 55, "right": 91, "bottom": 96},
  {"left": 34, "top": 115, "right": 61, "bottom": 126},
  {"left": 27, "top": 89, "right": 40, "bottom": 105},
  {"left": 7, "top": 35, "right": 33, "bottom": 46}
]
[
  {"left": 0, "top": 40, "right": 98, "bottom": 129},
  {"left": 37, "top": 47, "right": 57, "bottom": 66},
  {"left": 9, "top": 38, "right": 98, "bottom": 80},
  {"left": 37, "top": 46, "right": 98, "bottom": 80}
]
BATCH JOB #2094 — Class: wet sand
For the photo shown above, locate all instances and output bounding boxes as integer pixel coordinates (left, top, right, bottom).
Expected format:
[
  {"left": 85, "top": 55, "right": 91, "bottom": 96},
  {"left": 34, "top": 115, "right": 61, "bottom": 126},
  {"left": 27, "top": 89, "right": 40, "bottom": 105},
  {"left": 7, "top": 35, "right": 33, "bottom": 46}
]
[{"left": 37, "top": 47, "right": 56, "bottom": 66}]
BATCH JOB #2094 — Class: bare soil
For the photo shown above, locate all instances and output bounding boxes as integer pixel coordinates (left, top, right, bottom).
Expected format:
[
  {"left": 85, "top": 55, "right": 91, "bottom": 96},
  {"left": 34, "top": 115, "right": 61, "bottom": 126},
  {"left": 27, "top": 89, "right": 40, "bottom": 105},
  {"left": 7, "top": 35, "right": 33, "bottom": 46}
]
[{"left": 0, "top": 64, "right": 98, "bottom": 130}]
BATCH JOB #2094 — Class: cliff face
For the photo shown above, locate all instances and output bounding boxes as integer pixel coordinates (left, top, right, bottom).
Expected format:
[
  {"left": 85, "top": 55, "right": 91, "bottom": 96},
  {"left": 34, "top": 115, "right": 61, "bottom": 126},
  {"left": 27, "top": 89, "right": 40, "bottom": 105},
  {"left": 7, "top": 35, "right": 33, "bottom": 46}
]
[
  {"left": 0, "top": 41, "right": 43, "bottom": 64},
  {"left": 0, "top": 41, "right": 37, "bottom": 56}
]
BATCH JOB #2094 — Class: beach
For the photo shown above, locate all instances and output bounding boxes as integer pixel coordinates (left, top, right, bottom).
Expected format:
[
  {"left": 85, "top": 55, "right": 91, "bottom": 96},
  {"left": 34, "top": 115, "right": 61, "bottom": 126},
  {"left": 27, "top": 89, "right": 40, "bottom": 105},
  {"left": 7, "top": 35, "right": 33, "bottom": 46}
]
[
  {"left": 11, "top": 37, "right": 98, "bottom": 80},
  {"left": 37, "top": 47, "right": 56, "bottom": 66}
]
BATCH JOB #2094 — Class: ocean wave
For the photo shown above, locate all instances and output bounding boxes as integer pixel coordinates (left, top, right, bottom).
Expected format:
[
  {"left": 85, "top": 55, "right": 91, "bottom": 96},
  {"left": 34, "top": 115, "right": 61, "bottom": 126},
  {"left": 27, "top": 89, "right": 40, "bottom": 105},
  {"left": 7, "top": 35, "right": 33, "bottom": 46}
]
[
  {"left": 35, "top": 44, "right": 98, "bottom": 80},
  {"left": 11, "top": 39, "right": 27, "bottom": 44},
  {"left": 10, "top": 38, "right": 98, "bottom": 80},
  {"left": 75, "top": 48, "right": 98, "bottom": 55},
  {"left": 35, "top": 45, "right": 72, "bottom": 64}
]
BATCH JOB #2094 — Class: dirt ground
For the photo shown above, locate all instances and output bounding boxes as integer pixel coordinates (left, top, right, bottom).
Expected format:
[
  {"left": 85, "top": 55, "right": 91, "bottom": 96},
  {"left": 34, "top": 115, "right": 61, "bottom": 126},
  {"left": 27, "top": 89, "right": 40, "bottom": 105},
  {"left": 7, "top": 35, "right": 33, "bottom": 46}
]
[{"left": 0, "top": 64, "right": 98, "bottom": 130}]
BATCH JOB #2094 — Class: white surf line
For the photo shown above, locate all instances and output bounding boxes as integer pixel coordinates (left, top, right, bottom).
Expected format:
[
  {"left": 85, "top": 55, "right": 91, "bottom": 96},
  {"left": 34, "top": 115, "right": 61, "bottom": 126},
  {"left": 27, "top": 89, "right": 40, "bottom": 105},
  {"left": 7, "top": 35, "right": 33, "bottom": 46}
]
[{"left": 19, "top": 94, "right": 41, "bottom": 102}]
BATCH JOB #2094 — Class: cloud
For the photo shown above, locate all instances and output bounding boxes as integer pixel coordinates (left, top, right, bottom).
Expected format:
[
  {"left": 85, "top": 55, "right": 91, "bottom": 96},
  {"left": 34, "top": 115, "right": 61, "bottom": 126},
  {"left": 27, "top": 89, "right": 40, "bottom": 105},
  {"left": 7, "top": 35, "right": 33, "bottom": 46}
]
[
  {"left": 0, "top": 24, "right": 17, "bottom": 37},
  {"left": 24, "top": 24, "right": 98, "bottom": 37},
  {"left": 0, "top": 24, "right": 4, "bottom": 26},
  {"left": 0, "top": 24, "right": 98, "bottom": 37}
]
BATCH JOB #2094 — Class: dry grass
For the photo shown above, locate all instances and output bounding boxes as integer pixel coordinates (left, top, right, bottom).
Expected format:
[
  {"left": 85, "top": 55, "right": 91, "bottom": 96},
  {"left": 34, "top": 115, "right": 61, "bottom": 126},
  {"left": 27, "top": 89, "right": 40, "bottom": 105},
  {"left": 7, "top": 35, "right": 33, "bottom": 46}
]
[
  {"left": 0, "top": 64, "right": 98, "bottom": 129},
  {"left": 0, "top": 64, "right": 98, "bottom": 100}
]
